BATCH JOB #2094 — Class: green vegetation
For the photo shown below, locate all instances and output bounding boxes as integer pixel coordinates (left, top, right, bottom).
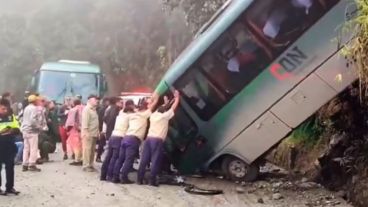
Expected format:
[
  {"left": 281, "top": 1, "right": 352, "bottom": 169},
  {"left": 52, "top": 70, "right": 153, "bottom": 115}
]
[
  {"left": 341, "top": 0, "right": 368, "bottom": 99},
  {"left": 287, "top": 117, "right": 323, "bottom": 147}
]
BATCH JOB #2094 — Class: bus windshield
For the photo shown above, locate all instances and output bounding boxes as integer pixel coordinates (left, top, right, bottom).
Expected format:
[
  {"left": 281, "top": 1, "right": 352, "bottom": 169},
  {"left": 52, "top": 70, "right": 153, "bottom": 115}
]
[{"left": 38, "top": 70, "right": 99, "bottom": 103}]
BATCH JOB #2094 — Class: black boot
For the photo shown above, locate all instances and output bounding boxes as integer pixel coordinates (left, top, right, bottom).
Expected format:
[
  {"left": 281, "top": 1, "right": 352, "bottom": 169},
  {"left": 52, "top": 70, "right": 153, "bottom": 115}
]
[
  {"left": 121, "top": 179, "right": 134, "bottom": 184},
  {"left": 112, "top": 177, "right": 120, "bottom": 184},
  {"left": 5, "top": 189, "right": 20, "bottom": 195},
  {"left": 22, "top": 166, "right": 28, "bottom": 172},
  {"left": 28, "top": 166, "right": 41, "bottom": 172}
]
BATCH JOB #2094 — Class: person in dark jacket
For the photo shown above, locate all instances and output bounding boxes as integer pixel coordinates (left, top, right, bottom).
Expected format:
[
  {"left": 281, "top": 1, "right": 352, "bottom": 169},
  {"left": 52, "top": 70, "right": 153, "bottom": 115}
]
[
  {"left": 38, "top": 101, "right": 58, "bottom": 162},
  {"left": 96, "top": 97, "right": 123, "bottom": 162},
  {"left": 95, "top": 97, "right": 110, "bottom": 163}
]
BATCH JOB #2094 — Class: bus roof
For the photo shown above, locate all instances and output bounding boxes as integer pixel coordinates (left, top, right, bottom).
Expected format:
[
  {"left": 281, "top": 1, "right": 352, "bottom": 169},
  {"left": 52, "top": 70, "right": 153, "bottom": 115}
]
[
  {"left": 156, "top": 0, "right": 251, "bottom": 92},
  {"left": 40, "top": 61, "right": 101, "bottom": 73}
]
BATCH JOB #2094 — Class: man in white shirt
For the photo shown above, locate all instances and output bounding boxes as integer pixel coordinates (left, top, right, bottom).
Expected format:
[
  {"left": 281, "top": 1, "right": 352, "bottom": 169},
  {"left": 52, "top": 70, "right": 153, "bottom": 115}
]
[
  {"left": 112, "top": 94, "right": 159, "bottom": 184},
  {"left": 100, "top": 100, "right": 135, "bottom": 181},
  {"left": 137, "top": 91, "right": 180, "bottom": 186}
]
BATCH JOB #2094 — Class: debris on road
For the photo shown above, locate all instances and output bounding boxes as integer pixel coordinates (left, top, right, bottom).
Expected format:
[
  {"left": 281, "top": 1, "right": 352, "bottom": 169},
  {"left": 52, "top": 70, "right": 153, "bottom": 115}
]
[
  {"left": 272, "top": 193, "right": 284, "bottom": 200},
  {"left": 235, "top": 187, "right": 245, "bottom": 194}
]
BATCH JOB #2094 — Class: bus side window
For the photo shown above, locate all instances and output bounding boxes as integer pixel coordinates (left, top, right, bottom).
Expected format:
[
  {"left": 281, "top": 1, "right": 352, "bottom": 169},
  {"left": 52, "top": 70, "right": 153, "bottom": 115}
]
[
  {"left": 167, "top": 106, "right": 198, "bottom": 152},
  {"left": 245, "top": 0, "right": 339, "bottom": 50},
  {"left": 174, "top": 69, "right": 226, "bottom": 120},
  {"left": 200, "top": 22, "right": 273, "bottom": 95}
]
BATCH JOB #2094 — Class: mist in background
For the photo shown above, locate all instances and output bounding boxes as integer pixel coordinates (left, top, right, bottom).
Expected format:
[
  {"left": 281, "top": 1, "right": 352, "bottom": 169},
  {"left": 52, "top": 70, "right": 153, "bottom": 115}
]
[{"left": 0, "top": 0, "right": 194, "bottom": 99}]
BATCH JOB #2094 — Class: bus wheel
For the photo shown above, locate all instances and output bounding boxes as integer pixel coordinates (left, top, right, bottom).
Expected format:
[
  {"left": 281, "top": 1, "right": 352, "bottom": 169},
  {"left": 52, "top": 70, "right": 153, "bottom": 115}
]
[{"left": 221, "top": 156, "right": 259, "bottom": 182}]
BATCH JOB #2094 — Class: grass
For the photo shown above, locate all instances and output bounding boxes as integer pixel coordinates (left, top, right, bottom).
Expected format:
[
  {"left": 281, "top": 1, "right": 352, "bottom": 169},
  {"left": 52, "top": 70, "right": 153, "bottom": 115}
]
[{"left": 287, "top": 116, "right": 323, "bottom": 148}]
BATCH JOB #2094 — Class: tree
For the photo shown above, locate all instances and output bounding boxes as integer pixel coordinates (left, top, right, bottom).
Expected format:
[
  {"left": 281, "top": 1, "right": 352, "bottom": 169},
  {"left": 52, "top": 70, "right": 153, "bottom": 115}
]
[
  {"left": 162, "top": 0, "right": 227, "bottom": 33},
  {"left": 0, "top": 0, "right": 192, "bottom": 98}
]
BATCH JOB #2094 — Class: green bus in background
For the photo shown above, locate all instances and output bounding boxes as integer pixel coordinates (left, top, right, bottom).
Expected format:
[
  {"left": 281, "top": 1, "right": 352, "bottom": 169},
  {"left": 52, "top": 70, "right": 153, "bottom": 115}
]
[
  {"left": 30, "top": 60, "right": 108, "bottom": 103},
  {"left": 155, "top": 0, "right": 357, "bottom": 181}
]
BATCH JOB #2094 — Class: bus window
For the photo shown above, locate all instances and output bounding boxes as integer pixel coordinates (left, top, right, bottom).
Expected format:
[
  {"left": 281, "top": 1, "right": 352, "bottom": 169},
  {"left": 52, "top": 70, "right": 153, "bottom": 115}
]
[
  {"left": 245, "top": 0, "right": 339, "bottom": 49},
  {"left": 200, "top": 23, "right": 273, "bottom": 95},
  {"left": 175, "top": 69, "right": 226, "bottom": 120},
  {"left": 166, "top": 105, "right": 198, "bottom": 153}
]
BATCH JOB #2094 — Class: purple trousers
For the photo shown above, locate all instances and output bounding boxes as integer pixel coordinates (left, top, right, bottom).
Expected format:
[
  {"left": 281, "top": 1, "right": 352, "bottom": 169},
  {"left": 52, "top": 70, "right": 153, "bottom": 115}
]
[
  {"left": 100, "top": 136, "right": 122, "bottom": 180},
  {"left": 137, "top": 137, "right": 164, "bottom": 184},
  {"left": 113, "top": 136, "right": 141, "bottom": 181}
]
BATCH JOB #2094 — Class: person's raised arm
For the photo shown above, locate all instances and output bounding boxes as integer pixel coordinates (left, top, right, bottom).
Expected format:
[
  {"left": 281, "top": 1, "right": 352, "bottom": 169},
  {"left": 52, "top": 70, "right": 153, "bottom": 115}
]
[
  {"left": 148, "top": 92, "right": 159, "bottom": 112},
  {"left": 170, "top": 90, "right": 180, "bottom": 112}
]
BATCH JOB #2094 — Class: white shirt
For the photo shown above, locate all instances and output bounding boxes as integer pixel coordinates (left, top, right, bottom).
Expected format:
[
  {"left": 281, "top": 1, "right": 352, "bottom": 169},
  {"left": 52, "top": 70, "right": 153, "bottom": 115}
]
[
  {"left": 125, "top": 110, "right": 152, "bottom": 140},
  {"left": 147, "top": 109, "right": 175, "bottom": 140},
  {"left": 111, "top": 112, "right": 130, "bottom": 137}
]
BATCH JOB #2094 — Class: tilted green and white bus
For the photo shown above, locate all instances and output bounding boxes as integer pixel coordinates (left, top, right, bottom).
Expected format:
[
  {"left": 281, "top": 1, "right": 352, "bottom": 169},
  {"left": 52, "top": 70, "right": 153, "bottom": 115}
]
[{"left": 155, "top": 0, "right": 357, "bottom": 181}]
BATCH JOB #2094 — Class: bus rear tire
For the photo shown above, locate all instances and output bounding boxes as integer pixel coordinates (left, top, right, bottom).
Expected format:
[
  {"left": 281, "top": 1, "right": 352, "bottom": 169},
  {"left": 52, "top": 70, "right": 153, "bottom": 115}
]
[{"left": 221, "top": 156, "right": 259, "bottom": 182}]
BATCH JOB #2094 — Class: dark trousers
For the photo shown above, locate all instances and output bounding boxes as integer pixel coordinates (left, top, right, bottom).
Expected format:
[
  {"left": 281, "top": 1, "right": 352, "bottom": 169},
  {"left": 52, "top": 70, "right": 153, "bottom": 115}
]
[
  {"left": 113, "top": 136, "right": 141, "bottom": 181},
  {"left": 0, "top": 142, "right": 16, "bottom": 191},
  {"left": 39, "top": 141, "right": 56, "bottom": 160},
  {"left": 96, "top": 133, "right": 107, "bottom": 160},
  {"left": 100, "top": 136, "right": 122, "bottom": 180},
  {"left": 137, "top": 137, "right": 164, "bottom": 184}
]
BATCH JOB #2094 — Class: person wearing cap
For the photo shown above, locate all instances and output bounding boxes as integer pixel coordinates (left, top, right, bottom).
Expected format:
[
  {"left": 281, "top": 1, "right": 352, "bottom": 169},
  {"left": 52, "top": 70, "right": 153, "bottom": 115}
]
[
  {"left": 81, "top": 95, "right": 100, "bottom": 172},
  {"left": 112, "top": 94, "right": 159, "bottom": 184},
  {"left": 21, "top": 95, "right": 44, "bottom": 172},
  {"left": 0, "top": 98, "right": 21, "bottom": 195},
  {"left": 137, "top": 91, "right": 180, "bottom": 186},
  {"left": 100, "top": 99, "right": 135, "bottom": 181}
]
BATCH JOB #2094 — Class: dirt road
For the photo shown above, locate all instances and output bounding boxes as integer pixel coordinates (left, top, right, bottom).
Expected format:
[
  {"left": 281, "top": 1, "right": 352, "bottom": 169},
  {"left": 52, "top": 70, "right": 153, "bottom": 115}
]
[{"left": 0, "top": 151, "right": 352, "bottom": 207}]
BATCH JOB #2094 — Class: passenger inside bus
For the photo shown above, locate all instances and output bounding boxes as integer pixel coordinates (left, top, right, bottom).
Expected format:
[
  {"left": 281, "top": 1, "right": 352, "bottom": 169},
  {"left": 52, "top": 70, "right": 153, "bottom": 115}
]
[
  {"left": 177, "top": 69, "right": 226, "bottom": 118},
  {"left": 200, "top": 23, "right": 272, "bottom": 95},
  {"left": 246, "top": 0, "right": 328, "bottom": 48}
]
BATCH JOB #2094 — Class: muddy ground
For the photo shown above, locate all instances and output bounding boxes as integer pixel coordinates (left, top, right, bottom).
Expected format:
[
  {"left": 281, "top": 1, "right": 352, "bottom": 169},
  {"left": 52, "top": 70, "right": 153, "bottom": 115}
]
[{"left": 0, "top": 148, "right": 352, "bottom": 207}]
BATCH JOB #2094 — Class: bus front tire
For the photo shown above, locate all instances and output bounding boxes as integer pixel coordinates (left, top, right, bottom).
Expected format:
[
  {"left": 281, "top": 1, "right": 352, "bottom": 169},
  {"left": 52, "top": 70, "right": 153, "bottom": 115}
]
[{"left": 221, "top": 156, "right": 259, "bottom": 182}]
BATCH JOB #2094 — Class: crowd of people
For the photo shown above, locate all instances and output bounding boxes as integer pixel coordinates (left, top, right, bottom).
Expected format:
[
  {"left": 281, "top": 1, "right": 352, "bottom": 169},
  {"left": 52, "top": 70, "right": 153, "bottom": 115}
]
[{"left": 0, "top": 90, "right": 180, "bottom": 195}]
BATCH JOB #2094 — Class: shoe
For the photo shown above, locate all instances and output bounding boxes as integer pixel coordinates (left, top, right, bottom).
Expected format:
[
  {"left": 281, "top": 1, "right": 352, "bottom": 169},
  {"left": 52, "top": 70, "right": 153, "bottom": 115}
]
[
  {"left": 36, "top": 159, "right": 44, "bottom": 165},
  {"left": 149, "top": 179, "right": 159, "bottom": 187},
  {"left": 63, "top": 154, "right": 68, "bottom": 160},
  {"left": 71, "top": 154, "right": 75, "bottom": 160},
  {"left": 28, "top": 166, "right": 41, "bottom": 172},
  {"left": 22, "top": 166, "right": 28, "bottom": 172},
  {"left": 121, "top": 179, "right": 134, "bottom": 184},
  {"left": 96, "top": 158, "right": 102, "bottom": 163},
  {"left": 111, "top": 177, "right": 120, "bottom": 184},
  {"left": 136, "top": 180, "right": 143, "bottom": 185},
  {"left": 5, "top": 189, "right": 20, "bottom": 195},
  {"left": 70, "top": 161, "right": 83, "bottom": 166},
  {"left": 83, "top": 167, "right": 96, "bottom": 172},
  {"left": 38, "top": 158, "right": 49, "bottom": 163},
  {"left": 0, "top": 189, "right": 4, "bottom": 196}
]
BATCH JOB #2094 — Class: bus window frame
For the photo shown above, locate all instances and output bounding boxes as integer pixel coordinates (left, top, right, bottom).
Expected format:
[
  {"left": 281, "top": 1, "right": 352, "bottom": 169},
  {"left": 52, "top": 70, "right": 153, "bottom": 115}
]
[
  {"left": 173, "top": 0, "right": 340, "bottom": 121},
  {"left": 159, "top": 87, "right": 200, "bottom": 153},
  {"left": 174, "top": 67, "right": 228, "bottom": 120}
]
